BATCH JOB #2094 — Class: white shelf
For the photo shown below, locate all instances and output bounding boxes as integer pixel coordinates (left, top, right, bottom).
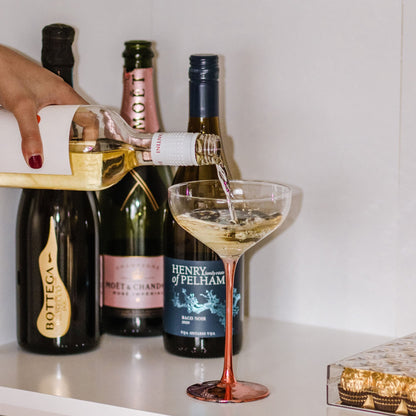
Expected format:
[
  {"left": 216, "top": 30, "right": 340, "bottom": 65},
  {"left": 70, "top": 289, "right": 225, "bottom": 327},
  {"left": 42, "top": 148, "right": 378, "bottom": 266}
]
[{"left": 0, "top": 318, "right": 388, "bottom": 415}]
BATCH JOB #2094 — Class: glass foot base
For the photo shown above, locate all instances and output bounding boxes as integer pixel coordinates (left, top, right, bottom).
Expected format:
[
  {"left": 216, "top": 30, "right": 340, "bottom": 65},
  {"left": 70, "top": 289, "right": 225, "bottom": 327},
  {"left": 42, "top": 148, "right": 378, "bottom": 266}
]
[{"left": 187, "top": 380, "right": 270, "bottom": 403}]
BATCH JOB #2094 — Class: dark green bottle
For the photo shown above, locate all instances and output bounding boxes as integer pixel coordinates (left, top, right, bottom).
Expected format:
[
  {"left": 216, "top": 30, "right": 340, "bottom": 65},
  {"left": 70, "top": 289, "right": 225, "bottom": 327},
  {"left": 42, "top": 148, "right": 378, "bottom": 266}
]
[
  {"left": 99, "top": 41, "right": 172, "bottom": 336},
  {"left": 16, "top": 24, "right": 100, "bottom": 354},
  {"left": 163, "top": 54, "right": 243, "bottom": 358}
]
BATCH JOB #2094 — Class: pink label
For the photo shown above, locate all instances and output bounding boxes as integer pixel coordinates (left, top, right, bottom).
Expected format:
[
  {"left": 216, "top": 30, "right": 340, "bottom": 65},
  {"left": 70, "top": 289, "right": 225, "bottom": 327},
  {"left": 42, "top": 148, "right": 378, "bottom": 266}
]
[
  {"left": 99, "top": 255, "right": 103, "bottom": 307},
  {"left": 120, "top": 68, "right": 159, "bottom": 132},
  {"left": 102, "top": 255, "right": 163, "bottom": 309}
]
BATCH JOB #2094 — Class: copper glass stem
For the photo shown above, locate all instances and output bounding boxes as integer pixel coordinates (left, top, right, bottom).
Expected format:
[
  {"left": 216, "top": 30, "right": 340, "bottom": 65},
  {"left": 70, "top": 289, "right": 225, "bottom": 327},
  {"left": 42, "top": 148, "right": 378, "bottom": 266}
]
[{"left": 220, "top": 258, "right": 237, "bottom": 389}]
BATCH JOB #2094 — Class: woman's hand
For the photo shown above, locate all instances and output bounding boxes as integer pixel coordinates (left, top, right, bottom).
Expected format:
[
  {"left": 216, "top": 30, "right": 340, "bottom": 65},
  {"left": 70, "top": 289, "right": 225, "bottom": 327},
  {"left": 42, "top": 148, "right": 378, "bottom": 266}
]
[{"left": 0, "top": 45, "right": 87, "bottom": 168}]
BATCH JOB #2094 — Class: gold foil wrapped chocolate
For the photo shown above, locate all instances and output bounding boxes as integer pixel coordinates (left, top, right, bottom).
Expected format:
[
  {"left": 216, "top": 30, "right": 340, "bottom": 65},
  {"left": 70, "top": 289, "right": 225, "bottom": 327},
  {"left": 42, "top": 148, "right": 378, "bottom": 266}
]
[
  {"left": 406, "top": 381, "right": 416, "bottom": 416},
  {"left": 374, "top": 374, "right": 410, "bottom": 398},
  {"left": 407, "top": 381, "right": 416, "bottom": 402},
  {"left": 340, "top": 368, "right": 373, "bottom": 393}
]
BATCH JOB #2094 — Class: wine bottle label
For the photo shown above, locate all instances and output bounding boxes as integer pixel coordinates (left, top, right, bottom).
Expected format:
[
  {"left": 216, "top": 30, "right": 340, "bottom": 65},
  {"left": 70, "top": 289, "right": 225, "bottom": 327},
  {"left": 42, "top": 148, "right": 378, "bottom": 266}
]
[
  {"left": 163, "top": 257, "right": 242, "bottom": 338},
  {"left": 151, "top": 133, "right": 199, "bottom": 165},
  {"left": 37, "top": 217, "right": 71, "bottom": 338},
  {"left": 0, "top": 105, "right": 78, "bottom": 175},
  {"left": 102, "top": 255, "right": 164, "bottom": 309},
  {"left": 121, "top": 68, "right": 160, "bottom": 132}
]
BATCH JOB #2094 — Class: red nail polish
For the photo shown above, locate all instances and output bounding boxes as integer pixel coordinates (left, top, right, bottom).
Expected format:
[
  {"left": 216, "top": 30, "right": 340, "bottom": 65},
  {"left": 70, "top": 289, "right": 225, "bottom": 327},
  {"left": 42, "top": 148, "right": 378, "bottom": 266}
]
[{"left": 29, "top": 155, "right": 43, "bottom": 169}]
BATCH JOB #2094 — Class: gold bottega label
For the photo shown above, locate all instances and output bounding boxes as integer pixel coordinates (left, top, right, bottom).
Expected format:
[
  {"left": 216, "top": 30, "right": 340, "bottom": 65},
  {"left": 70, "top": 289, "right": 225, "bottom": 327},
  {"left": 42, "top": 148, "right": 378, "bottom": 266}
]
[{"left": 36, "top": 217, "right": 71, "bottom": 338}]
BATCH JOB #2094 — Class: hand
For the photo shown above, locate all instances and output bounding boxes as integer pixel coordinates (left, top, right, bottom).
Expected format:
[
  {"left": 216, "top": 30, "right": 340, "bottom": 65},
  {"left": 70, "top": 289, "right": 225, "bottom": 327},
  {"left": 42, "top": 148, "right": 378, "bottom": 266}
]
[{"left": 0, "top": 45, "right": 88, "bottom": 169}]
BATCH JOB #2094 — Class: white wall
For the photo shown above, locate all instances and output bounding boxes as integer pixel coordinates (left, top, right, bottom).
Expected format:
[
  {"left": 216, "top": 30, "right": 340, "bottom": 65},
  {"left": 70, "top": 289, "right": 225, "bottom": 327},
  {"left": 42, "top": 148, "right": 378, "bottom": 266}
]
[{"left": 0, "top": 0, "right": 414, "bottom": 343}]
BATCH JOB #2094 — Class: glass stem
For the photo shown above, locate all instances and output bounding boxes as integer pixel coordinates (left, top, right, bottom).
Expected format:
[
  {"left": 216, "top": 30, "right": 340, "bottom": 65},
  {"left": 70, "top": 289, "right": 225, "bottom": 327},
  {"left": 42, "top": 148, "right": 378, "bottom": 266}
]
[{"left": 220, "top": 258, "right": 238, "bottom": 387}]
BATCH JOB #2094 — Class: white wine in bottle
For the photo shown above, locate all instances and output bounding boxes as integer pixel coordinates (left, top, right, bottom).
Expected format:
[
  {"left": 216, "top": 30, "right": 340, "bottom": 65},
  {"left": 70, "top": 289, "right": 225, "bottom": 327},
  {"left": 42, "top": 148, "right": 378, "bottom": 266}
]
[{"left": 0, "top": 104, "right": 222, "bottom": 191}]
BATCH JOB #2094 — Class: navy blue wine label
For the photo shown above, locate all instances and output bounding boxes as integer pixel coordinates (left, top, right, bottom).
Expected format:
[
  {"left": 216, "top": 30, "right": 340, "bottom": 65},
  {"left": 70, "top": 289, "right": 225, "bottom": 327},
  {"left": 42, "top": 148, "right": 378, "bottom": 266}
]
[{"left": 164, "top": 257, "right": 242, "bottom": 338}]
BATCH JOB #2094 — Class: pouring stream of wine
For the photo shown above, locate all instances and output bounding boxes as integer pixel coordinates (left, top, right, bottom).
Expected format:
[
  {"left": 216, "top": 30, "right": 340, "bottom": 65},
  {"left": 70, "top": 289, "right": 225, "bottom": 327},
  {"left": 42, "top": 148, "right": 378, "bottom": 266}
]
[{"left": 216, "top": 163, "right": 237, "bottom": 224}]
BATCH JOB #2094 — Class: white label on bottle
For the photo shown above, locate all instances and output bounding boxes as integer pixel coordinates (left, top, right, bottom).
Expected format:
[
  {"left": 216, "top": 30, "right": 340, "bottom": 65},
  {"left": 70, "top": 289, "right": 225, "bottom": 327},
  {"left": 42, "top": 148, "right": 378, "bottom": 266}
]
[
  {"left": 0, "top": 105, "right": 79, "bottom": 175},
  {"left": 151, "top": 132, "right": 198, "bottom": 165},
  {"left": 102, "top": 254, "right": 164, "bottom": 309}
]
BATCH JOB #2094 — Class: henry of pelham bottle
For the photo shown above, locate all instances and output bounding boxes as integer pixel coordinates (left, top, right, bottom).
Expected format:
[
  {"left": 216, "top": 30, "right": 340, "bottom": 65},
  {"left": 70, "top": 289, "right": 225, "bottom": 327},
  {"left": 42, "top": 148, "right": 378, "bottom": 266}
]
[{"left": 0, "top": 105, "right": 223, "bottom": 191}]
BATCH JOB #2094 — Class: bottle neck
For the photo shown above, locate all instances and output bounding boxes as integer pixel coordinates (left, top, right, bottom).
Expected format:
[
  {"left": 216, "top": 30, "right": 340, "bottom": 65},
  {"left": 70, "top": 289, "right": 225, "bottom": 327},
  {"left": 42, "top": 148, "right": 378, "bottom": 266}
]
[
  {"left": 187, "top": 77, "right": 220, "bottom": 182},
  {"left": 123, "top": 41, "right": 153, "bottom": 71},
  {"left": 188, "top": 117, "right": 220, "bottom": 136},
  {"left": 43, "top": 66, "right": 73, "bottom": 87},
  {"left": 42, "top": 28, "right": 75, "bottom": 87},
  {"left": 120, "top": 67, "right": 159, "bottom": 133},
  {"left": 189, "top": 78, "right": 219, "bottom": 120},
  {"left": 69, "top": 105, "right": 222, "bottom": 167}
]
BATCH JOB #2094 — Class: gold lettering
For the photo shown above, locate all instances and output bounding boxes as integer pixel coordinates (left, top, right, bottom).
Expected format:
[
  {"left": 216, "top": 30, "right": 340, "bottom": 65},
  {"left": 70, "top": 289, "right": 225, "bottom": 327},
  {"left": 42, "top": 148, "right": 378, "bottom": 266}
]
[
  {"left": 132, "top": 117, "right": 145, "bottom": 130},
  {"left": 132, "top": 102, "right": 145, "bottom": 114},
  {"left": 132, "top": 76, "right": 144, "bottom": 83},
  {"left": 132, "top": 88, "right": 145, "bottom": 97},
  {"left": 37, "top": 217, "right": 71, "bottom": 338}
]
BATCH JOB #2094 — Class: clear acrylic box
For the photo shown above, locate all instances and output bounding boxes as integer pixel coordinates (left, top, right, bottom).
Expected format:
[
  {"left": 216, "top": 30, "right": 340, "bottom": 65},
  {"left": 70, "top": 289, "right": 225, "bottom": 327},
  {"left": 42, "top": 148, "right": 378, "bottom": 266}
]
[{"left": 327, "top": 333, "right": 416, "bottom": 415}]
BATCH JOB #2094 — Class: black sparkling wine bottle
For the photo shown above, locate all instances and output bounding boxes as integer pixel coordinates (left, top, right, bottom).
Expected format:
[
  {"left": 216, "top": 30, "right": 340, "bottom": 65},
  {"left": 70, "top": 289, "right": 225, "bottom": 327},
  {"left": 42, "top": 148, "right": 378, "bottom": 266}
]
[
  {"left": 16, "top": 24, "right": 100, "bottom": 354},
  {"left": 99, "top": 41, "right": 172, "bottom": 336},
  {"left": 163, "top": 54, "right": 243, "bottom": 358}
]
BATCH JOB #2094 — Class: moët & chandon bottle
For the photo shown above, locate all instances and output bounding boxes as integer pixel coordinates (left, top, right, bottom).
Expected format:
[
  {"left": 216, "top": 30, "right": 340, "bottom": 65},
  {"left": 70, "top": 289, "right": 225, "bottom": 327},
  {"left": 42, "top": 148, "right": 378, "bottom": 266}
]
[{"left": 100, "top": 40, "right": 172, "bottom": 336}]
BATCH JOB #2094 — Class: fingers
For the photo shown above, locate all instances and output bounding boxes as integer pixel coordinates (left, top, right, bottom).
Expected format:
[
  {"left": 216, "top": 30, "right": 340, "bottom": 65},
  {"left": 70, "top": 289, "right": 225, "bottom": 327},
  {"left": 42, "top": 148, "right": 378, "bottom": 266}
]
[
  {"left": 17, "top": 87, "right": 88, "bottom": 169},
  {"left": 13, "top": 100, "right": 44, "bottom": 169},
  {"left": 73, "top": 108, "right": 99, "bottom": 141},
  {"left": 18, "top": 83, "right": 87, "bottom": 169},
  {"left": 0, "top": 47, "right": 90, "bottom": 168}
]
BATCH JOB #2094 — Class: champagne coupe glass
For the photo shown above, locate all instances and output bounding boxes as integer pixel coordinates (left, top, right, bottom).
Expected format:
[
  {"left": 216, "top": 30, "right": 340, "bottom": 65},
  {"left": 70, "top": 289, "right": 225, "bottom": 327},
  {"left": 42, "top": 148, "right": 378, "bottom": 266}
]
[{"left": 168, "top": 179, "right": 292, "bottom": 403}]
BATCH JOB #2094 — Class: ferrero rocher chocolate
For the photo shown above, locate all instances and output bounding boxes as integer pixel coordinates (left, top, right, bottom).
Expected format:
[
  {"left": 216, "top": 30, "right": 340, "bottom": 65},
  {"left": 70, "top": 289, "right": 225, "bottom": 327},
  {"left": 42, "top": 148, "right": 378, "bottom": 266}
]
[
  {"left": 408, "top": 381, "right": 416, "bottom": 402},
  {"left": 374, "top": 373, "right": 410, "bottom": 398},
  {"left": 340, "top": 368, "right": 373, "bottom": 393}
]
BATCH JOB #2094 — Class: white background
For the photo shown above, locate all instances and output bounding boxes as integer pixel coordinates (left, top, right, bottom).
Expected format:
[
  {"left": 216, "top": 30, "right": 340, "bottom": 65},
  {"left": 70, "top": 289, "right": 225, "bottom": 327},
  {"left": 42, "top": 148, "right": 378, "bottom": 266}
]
[{"left": 0, "top": 0, "right": 414, "bottom": 344}]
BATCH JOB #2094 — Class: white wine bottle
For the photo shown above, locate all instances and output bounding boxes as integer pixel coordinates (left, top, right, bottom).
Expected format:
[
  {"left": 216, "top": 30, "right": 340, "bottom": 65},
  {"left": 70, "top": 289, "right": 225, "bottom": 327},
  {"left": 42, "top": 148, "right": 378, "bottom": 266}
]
[
  {"left": 16, "top": 24, "right": 100, "bottom": 354},
  {"left": 0, "top": 105, "right": 223, "bottom": 191},
  {"left": 100, "top": 41, "right": 171, "bottom": 336}
]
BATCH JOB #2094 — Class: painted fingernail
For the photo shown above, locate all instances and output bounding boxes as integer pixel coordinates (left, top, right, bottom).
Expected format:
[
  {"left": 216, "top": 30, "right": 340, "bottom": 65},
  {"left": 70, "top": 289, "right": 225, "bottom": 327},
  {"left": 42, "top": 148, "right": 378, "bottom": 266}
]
[{"left": 29, "top": 154, "right": 43, "bottom": 169}]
